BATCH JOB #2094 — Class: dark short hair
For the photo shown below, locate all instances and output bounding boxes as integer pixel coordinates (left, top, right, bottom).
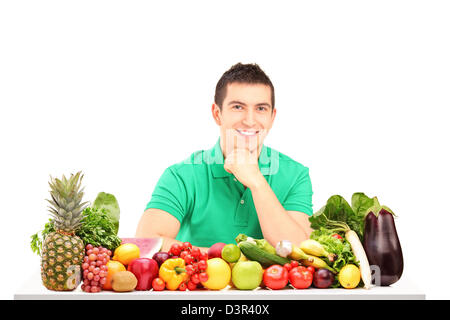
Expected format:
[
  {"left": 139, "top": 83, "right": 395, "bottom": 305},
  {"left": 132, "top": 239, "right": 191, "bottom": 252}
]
[{"left": 214, "top": 63, "right": 275, "bottom": 110}]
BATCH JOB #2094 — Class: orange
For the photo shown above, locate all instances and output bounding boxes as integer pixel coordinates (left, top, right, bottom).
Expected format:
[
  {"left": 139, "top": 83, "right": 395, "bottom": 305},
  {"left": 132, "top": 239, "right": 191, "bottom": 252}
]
[{"left": 103, "top": 260, "right": 126, "bottom": 290}]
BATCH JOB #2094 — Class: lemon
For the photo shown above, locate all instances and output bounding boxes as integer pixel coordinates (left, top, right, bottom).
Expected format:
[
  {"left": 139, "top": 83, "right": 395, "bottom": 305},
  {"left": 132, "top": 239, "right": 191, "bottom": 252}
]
[
  {"left": 201, "top": 258, "right": 231, "bottom": 290},
  {"left": 112, "top": 243, "right": 140, "bottom": 266},
  {"left": 338, "top": 264, "right": 361, "bottom": 289}
]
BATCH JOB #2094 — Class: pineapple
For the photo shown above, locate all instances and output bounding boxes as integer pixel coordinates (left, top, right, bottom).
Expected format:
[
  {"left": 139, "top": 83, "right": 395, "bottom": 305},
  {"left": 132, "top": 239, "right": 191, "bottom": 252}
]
[{"left": 41, "top": 171, "right": 88, "bottom": 291}]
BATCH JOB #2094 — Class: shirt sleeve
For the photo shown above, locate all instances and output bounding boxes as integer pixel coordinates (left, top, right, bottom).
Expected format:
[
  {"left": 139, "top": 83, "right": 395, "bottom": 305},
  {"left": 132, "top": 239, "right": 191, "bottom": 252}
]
[
  {"left": 145, "top": 167, "right": 189, "bottom": 223},
  {"left": 282, "top": 167, "right": 314, "bottom": 216}
]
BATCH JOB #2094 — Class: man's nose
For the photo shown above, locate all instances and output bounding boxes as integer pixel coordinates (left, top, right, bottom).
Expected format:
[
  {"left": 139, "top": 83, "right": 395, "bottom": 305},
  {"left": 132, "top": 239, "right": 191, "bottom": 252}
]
[{"left": 242, "top": 109, "right": 256, "bottom": 126}]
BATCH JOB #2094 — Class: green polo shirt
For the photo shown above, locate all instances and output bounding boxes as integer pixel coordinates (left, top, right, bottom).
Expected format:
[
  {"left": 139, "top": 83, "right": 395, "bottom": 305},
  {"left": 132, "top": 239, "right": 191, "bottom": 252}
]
[{"left": 145, "top": 138, "right": 313, "bottom": 248}]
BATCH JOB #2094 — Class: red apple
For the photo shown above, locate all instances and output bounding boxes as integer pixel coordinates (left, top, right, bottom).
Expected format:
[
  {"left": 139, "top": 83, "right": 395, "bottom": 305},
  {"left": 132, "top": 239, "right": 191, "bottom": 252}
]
[{"left": 207, "top": 242, "right": 227, "bottom": 259}]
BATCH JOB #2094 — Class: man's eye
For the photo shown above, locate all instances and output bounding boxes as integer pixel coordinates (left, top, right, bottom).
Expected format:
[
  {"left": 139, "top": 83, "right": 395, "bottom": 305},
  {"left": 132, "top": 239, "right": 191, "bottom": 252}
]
[
  {"left": 257, "top": 106, "right": 267, "bottom": 111},
  {"left": 233, "top": 105, "right": 243, "bottom": 110}
]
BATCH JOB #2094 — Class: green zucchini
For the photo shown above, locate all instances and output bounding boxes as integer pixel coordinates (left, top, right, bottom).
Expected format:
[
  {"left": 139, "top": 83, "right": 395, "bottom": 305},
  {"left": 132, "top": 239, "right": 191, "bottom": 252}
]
[{"left": 238, "top": 241, "right": 290, "bottom": 268}]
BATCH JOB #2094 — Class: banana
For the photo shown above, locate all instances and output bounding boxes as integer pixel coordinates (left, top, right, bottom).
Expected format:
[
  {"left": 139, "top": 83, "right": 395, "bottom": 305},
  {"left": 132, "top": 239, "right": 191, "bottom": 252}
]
[
  {"left": 300, "top": 239, "right": 336, "bottom": 262},
  {"left": 300, "top": 255, "right": 336, "bottom": 274}
]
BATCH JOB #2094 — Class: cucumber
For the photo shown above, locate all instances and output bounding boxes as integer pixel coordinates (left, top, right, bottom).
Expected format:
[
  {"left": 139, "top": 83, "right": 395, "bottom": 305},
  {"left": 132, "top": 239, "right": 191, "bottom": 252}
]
[{"left": 238, "top": 241, "right": 290, "bottom": 268}]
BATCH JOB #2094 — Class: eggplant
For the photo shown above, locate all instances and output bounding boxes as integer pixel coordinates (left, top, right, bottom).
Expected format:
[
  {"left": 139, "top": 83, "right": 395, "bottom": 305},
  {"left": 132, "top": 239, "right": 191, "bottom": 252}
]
[{"left": 363, "top": 203, "right": 403, "bottom": 286}]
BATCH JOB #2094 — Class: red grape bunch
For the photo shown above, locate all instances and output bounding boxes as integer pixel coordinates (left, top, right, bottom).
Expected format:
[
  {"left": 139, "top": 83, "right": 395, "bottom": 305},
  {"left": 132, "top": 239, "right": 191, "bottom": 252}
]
[{"left": 81, "top": 244, "right": 112, "bottom": 293}]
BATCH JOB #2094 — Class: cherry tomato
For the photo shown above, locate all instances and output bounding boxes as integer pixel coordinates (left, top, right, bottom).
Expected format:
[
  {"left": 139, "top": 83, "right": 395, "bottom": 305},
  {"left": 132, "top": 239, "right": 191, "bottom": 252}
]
[
  {"left": 332, "top": 234, "right": 343, "bottom": 240},
  {"left": 290, "top": 261, "right": 299, "bottom": 268},
  {"left": 184, "top": 254, "right": 194, "bottom": 265},
  {"left": 263, "top": 265, "right": 289, "bottom": 290},
  {"left": 178, "top": 282, "right": 187, "bottom": 291},
  {"left": 199, "top": 272, "right": 209, "bottom": 283},
  {"left": 197, "top": 260, "right": 207, "bottom": 271},
  {"left": 191, "top": 247, "right": 201, "bottom": 259},
  {"left": 170, "top": 243, "right": 182, "bottom": 256},
  {"left": 190, "top": 273, "right": 200, "bottom": 284},
  {"left": 180, "top": 250, "right": 189, "bottom": 259},
  {"left": 283, "top": 263, "right": 292, "bottom": 272},
  {"left": 152, "top": 277, "right": 165, "bottom": 291},
  {"left": 289, "top": 266, "right": 313, "bottom": 289},
  {"left": 183, "top": 242, "right": 193, "bottom": 251},
  {"left": 185, "top": 265, "right": 195, "bottom": 275},
  {"left": 187, "top": 281, "right": 197, "bottom": 291},
  {"left": 198, "top": 251, "right": 208, "bottom": 261},
  {"left": 306, "top": 266, "right": 315, "bottom": 274}
]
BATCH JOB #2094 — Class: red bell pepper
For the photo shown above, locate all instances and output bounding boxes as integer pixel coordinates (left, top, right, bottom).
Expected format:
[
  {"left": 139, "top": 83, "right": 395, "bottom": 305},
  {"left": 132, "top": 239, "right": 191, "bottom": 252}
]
[{"left": 127, "top": 258, "right": 159, "bottom": 291}]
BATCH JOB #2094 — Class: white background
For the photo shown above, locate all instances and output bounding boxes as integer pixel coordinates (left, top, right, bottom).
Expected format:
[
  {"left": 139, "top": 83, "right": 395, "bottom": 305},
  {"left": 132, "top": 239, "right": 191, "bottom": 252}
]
[{"left": 1, "top": 0, "right": 449, "bottom": 299}]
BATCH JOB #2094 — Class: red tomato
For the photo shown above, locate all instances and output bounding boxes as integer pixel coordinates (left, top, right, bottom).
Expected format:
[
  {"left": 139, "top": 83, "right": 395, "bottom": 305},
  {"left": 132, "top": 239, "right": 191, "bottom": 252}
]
[
  {"left": 263, "top": 265, "right": 289, "bottom": 290},
  {"left": 183, "top": 242, "right": 193, "bottom": 251},
  {"left": 152, "top": 277, "right": 165, "bottom": 291},
  {"left": 331, "top": 234, "right": 343, "bottom": 240},
  {"left": 289, "top": 266, "right": 313, "bottom": 289}
]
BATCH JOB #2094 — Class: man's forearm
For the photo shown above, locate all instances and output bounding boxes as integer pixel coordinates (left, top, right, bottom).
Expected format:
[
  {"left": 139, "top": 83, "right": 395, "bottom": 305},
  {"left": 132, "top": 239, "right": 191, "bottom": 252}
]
[
  {"left": 249, "top": 175, "right": 310, "bottom": 247},
  {"left": 158, "top": 236, "right": 208, "bottom": 253}
]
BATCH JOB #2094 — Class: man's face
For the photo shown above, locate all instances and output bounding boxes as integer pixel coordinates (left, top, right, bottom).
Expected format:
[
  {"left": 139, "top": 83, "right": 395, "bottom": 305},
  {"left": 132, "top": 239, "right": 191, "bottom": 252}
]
[{"left": 212, "top": 82, "right": 276, "bottom": 157}]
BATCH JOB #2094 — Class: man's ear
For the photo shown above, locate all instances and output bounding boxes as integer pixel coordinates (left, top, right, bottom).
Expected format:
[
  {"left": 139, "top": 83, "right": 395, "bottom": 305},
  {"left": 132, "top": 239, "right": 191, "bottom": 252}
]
[
  {"left": 266, "top": 107, "right": 277, "bottom": 131},
  {"left": 212, "top": 103, "right": 222, "bottom": 125}
]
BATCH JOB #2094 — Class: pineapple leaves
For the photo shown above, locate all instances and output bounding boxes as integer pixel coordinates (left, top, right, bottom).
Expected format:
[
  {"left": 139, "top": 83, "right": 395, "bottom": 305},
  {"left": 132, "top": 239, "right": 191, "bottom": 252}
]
[{"left": 32, "top": 172, "right": 122, "bottom": 255}]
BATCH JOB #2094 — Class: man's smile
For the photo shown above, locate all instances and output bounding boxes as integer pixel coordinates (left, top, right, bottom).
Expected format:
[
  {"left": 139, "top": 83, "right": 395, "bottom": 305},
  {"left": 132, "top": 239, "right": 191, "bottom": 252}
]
[{"left": 235, "top": 129, "right": 260, "bottom": 137}]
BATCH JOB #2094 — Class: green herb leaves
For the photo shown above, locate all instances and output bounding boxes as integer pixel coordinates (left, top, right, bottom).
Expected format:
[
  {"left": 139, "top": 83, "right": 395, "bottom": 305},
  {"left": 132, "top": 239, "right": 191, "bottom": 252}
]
[
  {"left": 77, "top": 207, "right": 122, "bottom": 250},
  {"left": 30, "top": 206, "right": 122, "bottom": 255},
  {"left": 310, "top": 228, "right": 358, "bottom": 273}
]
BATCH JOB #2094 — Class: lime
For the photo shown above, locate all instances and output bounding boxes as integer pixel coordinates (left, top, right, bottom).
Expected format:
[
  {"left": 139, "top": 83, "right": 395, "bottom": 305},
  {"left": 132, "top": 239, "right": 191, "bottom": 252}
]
[
  {"left": 221, "top": 244, "right": 241, "bottom": 263},
  {"left": 338, "top": 264, "right": 361, "bottom": 289}
]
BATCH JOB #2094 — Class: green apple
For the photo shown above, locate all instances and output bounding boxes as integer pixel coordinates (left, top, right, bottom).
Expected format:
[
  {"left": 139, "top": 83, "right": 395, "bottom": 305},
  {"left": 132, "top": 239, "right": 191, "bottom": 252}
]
[{"left": 231, "top": 261, "right": 263, "bottom": 290}]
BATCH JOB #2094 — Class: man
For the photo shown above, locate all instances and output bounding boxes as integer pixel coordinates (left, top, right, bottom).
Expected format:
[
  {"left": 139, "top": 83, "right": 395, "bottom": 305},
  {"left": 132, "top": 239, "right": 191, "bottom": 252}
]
[{"left": 136, "top": 63, "right": 313, "bottom": 252}]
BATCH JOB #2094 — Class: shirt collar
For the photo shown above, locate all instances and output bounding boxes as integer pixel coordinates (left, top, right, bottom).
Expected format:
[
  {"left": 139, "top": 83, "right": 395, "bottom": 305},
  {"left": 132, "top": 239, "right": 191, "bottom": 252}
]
[{"left": 206, "top": 138, "right": 276, "bottom": 178}]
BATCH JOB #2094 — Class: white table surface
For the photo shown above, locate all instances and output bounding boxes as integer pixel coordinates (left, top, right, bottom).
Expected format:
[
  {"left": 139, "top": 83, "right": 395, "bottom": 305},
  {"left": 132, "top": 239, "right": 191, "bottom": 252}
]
[{"left": 15, "top": 272, "right": 425, "bottom": 300}]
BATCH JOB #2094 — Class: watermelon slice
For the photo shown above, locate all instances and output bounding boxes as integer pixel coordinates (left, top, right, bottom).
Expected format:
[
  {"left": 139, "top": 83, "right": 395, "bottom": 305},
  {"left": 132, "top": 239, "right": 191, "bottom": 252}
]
[{"left": 120, "top": 237, "right": 163, "bottom": 259}]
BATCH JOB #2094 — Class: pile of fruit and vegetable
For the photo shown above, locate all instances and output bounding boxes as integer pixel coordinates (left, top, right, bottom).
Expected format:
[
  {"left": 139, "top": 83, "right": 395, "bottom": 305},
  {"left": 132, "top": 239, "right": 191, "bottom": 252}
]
[{"left": 30, "top": 172, "right": 403, "bottom": 293}]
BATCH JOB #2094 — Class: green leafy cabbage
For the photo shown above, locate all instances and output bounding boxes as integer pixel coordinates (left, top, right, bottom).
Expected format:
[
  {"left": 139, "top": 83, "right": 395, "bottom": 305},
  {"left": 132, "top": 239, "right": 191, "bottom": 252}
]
[
  {"left": 92, "top": 192, "right": 120, "bottom": 235},
  {"left": 309, "top": 193, "right": 375, "bottom": 241}
]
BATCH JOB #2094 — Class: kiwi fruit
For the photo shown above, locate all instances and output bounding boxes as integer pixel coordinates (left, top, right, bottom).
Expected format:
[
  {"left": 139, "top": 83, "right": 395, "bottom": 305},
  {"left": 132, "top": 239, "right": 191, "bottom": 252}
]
[{"left": 111, "top": 271, "right": 138, "bottom": 292}]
